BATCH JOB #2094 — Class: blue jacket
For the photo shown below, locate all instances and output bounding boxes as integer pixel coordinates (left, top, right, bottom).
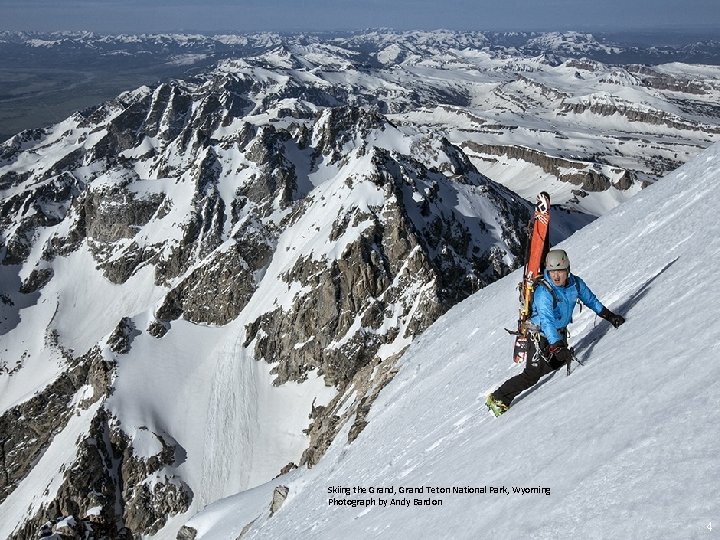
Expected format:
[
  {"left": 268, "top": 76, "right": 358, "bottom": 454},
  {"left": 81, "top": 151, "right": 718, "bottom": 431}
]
[{"left": 530, "top": 270, "right": 604, "bottom": 345}]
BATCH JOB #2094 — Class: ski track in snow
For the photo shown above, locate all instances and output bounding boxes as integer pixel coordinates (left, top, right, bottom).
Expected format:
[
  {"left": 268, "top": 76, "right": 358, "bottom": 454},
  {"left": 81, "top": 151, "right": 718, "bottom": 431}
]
[{"left": 199, "top": 332, "right": 259, "bottom": 509}]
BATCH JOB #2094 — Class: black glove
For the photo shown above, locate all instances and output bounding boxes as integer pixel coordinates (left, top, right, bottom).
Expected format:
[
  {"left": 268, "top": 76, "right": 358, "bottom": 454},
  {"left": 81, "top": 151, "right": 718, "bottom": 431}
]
[
  {"left": 548, "top": 343, "right": 572, "bottom": 365},
  {"left": 600, "top": 307, "right": 625, "bottom": 328}
]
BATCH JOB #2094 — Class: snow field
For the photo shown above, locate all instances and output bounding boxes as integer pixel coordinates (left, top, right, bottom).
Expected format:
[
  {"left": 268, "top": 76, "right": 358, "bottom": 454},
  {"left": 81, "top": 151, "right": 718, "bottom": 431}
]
[{"left": 186, "top": 144, "right": 720, "bottom": 539}]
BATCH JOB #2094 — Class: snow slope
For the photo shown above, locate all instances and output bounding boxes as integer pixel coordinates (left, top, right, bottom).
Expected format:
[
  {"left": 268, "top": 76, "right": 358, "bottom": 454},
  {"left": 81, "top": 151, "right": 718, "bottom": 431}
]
[{"left": 184, "top": 144, "right": 720, "bottom": 539}]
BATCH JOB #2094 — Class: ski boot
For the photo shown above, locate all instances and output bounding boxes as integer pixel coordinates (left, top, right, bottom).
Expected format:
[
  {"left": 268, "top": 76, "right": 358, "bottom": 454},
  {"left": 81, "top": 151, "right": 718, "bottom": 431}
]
[{"left": 485, "top": 394, "right": 509, "bottom": 417}]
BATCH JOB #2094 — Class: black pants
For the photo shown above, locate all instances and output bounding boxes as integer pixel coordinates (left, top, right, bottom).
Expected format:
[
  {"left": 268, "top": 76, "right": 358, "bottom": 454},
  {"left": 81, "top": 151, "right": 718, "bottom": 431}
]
[{"left": 494, "top": 331, "right": 567, "bottom": 407}]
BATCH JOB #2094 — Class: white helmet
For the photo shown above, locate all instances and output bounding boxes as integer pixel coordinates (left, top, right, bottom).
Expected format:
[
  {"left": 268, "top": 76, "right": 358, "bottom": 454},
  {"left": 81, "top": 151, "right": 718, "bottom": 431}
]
[{"left": 546, "top": 249, "right": 570, "bottom": 271}]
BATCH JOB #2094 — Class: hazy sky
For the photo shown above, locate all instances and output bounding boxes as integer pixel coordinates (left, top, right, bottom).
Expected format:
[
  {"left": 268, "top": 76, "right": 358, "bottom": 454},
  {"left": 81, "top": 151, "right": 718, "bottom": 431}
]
[{"left": 1, "top": 0, "right": 719, "bottom": 34}]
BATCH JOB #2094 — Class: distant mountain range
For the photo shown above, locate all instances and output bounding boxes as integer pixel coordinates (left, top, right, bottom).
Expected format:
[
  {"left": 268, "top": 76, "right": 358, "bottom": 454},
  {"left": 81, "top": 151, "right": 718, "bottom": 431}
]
[
  {"left": 3, "top": 30, "right": 720, "bottom": 213},
  {"left": 2, "top": 29, "right": 720, "bottom": 142},
  {"left": 2, "top": 29, "right": 720, "bottom": 65}
]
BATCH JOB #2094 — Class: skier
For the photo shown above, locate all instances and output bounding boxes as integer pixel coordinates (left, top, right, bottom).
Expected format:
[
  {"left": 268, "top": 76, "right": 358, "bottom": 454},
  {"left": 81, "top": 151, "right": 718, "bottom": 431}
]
[{"left": 486, "top": 249, "right": 625, "bottom": 417}]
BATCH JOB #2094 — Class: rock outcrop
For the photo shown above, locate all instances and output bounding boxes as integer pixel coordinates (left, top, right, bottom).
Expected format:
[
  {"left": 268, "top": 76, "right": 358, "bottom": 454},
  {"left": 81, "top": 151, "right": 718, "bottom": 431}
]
[{"left": 463, "top": 142, "right": 634, "bottom": 192}]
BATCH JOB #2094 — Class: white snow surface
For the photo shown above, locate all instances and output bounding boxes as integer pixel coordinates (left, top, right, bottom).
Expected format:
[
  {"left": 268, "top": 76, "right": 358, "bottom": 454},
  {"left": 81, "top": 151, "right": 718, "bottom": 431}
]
[
  {"left": 185, "top": 144, "right": 720, "bottom": 539},
  {"left": 105, "top": 317, "right": 335, "bottom": 509}
]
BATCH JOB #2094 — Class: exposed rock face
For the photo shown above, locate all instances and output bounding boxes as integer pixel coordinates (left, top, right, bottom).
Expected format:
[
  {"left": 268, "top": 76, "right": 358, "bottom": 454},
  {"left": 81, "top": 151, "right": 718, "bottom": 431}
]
[
  {"left": 0, "top": 172, "right": 82, "bottom": 265},
  {"left": 269, "top": 485, "right": 289, "bottom": 516},
  {"left": 0, "top": 360, "right": 89, "bottom": 505},
  {"left": 115, "top": 428, "right": 192, "bottom": 535},
  {"left": 177, "top": 525, "right": 199, "bottom": 540},
  {"left": 627, "top": 65, "right": 707, "bottom": 95},
  {"left": 107, "top": 317, "right": 141, "bottom": 354},
  {"left": 463, "top": 142, "right": 634, "bottom": 192},
  {"left": 84, "top": 186, "right": 166, "bottom": 244},
  {"left": 243, "top": 143, "right": 526, "bottom": 389},
  {"left": 0, "top": 326, "right": 191, "bottom": 537},
  {"left": 8, "top": 409, "right": 192, "bottom": 540},
  {"left": 20, "top": 267, "right": 54, "bottom": 293},
  {"left": 156, "top": 215, "right": 275, "bottom": 324},
  {"left": 301, "top": 350, "right": 403, "bottom": 468},
  {"left": 0, "top": 292, "right": 198, "bottom": 539},
  {"left": 559, "top": 99, "right": 720, "bottom": 135}
]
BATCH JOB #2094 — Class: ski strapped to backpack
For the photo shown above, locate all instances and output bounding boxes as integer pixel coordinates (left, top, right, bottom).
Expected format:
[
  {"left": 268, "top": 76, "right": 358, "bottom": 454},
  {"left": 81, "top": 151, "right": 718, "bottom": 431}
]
[{"left": 506, "top": 191, "right": 550, "bottom": 364}]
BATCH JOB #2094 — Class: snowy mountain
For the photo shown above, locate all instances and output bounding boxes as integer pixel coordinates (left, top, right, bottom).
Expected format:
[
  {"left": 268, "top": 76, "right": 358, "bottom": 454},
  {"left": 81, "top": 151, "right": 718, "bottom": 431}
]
[
  {"left": 2, "top": 29, "right": 719, "bottom": 65},
  {"left": 0, "top": 49, "right": 537, "bottom": 539},
  {"left": 180, "top": 142, "right": 720, "bottom": 540},
  {"left": 2, "top": 29, "right": 720, "bottom": 215},
  {"left": 0, "top": 30, "right": 719, "bottom": 538}
]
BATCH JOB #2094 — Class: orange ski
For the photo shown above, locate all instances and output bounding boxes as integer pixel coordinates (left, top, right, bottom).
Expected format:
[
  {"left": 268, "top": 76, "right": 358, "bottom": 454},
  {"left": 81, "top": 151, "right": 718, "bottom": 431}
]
[{"left": 512, "top": 192, "right": 550, "bottom": 363}]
